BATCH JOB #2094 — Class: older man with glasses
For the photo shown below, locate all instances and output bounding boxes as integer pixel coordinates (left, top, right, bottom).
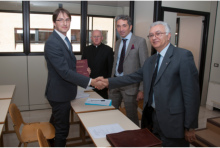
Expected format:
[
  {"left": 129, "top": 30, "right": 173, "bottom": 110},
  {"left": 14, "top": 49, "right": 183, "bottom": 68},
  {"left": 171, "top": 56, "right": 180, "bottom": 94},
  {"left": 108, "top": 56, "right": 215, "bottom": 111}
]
[{"left": 97, "top": 21, "right": 200, "bottom": 147}]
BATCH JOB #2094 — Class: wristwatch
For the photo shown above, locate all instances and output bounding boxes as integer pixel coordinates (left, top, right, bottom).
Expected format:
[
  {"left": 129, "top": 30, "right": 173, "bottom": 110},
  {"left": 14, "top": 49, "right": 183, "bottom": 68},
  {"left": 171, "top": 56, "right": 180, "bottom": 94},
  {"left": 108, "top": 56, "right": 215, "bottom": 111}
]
[{"left": 185, "top": 128, "right": 194, "bottom": 131}]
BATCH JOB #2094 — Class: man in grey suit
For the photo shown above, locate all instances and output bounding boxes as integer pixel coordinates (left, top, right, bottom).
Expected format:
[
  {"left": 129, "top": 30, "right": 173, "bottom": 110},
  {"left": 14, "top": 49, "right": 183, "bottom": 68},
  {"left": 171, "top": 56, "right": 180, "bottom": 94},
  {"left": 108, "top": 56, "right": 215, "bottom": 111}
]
[
  {"left": 109, "top": 15, "right": 148, "bottom": 126},
  {"left": 98, "top": 21, "right": 200, "bottom": 147},
  {"left": 44, "top": 8, "right": 104, "bottom": 147}
]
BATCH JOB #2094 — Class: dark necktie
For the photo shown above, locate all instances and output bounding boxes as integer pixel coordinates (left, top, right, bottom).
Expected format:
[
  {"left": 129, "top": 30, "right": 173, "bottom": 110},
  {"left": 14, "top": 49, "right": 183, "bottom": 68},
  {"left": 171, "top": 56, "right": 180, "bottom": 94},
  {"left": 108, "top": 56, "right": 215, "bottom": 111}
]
[
  {"left": 65, "top": 37, "right": 72, "bottom": 52},
  {"left": 117, "top": 39, "right": 127, "bottom": 74},
  {"left": 148, "top": 54, "right": 161, "bottom": 107}
]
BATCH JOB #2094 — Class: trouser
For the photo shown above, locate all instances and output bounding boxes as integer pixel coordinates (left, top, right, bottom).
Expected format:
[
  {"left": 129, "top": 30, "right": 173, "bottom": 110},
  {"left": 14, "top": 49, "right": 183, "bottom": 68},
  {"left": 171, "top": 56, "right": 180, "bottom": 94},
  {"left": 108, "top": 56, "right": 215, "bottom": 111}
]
[
  {"left": 152, "top": 110, "right": 189, "bottom": 147},
  {"left": 93, "top": 88, "right": 108, "bottom": 99},
  {"left": 109, "top": 88, "right": 139, "bottom": 126},
  {"left": 48, "top": 100, "right": 71, "bottom": 147}
]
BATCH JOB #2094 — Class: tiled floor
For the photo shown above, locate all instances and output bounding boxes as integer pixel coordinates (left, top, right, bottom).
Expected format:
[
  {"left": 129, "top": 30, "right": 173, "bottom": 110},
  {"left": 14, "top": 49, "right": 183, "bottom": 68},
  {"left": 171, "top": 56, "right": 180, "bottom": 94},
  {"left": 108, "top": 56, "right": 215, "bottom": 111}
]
[{"left": 2, "top": 105, "right": 220, "bottom": 147}]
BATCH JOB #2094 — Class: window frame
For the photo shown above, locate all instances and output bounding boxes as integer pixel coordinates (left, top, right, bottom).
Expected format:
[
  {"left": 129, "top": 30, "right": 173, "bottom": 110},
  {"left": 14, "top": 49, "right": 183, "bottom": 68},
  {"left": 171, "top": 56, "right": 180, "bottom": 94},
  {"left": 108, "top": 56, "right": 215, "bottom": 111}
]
[{"left": 0, "top": 1, "right": 134, "bottom": 56}]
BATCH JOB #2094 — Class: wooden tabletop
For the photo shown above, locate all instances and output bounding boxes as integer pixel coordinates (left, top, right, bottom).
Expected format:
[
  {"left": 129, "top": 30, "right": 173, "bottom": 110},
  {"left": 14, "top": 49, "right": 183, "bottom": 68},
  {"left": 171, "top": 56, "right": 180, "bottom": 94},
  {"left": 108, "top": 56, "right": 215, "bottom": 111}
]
[
  {"left": 0, "top": 85, "right": 15, "bottom": 100},
  {"left": 0, "top": 99, "right": 11, "bottom": 124},
  {"left": 78, "top": 110, "right": 140, "bottom": 147},
  {"left": 71, "top": 92, "right": 115, "bottom": 113}
]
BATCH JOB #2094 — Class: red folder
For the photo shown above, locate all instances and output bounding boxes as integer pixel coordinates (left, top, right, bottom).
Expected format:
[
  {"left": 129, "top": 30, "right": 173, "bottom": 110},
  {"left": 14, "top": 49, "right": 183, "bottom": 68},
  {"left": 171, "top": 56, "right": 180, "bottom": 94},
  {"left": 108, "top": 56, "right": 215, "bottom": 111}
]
[
  {"left": 76, "top": 59, "right": 89, "bottom": 77},
  {"left": 106, "top": 128, "right": 162, "bottom": 147}
]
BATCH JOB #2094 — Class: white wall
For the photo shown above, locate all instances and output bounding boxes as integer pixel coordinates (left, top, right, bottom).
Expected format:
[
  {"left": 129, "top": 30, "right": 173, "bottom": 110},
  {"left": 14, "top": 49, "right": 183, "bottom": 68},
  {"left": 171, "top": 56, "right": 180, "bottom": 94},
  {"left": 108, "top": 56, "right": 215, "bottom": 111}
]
[
  {"left": 28, "top": 56, "right": 50, "bottom": 110},
  {"left": 162, "top": 1, "right": 211, "bottom": 13},
  {"left": 0, "top": 57, "right": 29, "bottom": 110},
  {"left": 206, "top": 2, "right": 220, "bottom": 109},
  {"left": 162, "top": 1, "right": 218, "bottom": 106},
  {"left": 178, "top": 16, "right": 203, "bottom": 71},
  {"left": 209, "top": 3, "right": 220, "bottom": 83},
  {"left": 133, "top": 1, "right": 154, "bottom": 56},
  {"left": 164, "top": 12, "right": 177, "bottom": 46}
]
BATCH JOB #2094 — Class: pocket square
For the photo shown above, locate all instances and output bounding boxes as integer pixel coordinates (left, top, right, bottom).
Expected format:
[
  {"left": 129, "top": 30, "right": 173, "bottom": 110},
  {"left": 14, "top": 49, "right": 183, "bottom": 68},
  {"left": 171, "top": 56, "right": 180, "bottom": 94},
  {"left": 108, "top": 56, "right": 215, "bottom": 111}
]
[{"left": 131, "top": 44, "right": 135, "bottom": 49}]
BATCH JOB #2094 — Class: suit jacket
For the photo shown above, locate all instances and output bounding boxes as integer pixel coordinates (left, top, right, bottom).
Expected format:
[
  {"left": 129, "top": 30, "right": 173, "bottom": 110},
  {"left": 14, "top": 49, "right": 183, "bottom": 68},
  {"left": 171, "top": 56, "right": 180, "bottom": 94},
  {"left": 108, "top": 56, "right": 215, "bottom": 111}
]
[
  {"left": 111, "top": 34, "right": 148, "bottom": 95},
  {"left": 81, "top": 43, "right": 113, "bottom": 78},
  {"left": 108, "top": 44, "right": 200, "bottom": 138},
  {"left": 44, "top": 30, "right": 90, "bottom": 102}
]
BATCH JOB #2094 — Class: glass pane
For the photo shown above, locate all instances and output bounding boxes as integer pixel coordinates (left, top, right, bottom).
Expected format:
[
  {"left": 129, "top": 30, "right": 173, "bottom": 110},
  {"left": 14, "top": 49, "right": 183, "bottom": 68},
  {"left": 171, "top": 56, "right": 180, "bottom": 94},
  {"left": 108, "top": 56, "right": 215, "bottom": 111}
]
[
  {"left": 93, "top": 17, "right": 114, "bottom": 48},
  {"left": 0, "top": 12, "right": 23, "bottom": 52},
  {"left": 30, "top": 14, "right": 53, "bottom": 52},
  {"left": 0, "top": 1, "right": 23, "bottom": 53},
  {"left": 70, "top": 16, "right": 81, "bottom": 52},
  {"left": 30, "top": 1, "right": 81, "bottom": 52},
  {"left": 87, "top": 1, "right": 130, "bottom": 50}
]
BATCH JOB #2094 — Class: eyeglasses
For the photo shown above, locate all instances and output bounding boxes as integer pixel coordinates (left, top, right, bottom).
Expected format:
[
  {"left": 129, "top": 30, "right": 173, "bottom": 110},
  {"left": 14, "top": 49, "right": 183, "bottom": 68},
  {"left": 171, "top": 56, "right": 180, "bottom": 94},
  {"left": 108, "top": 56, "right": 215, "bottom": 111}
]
[
  {"left": 92, "top": 36, "right": 101, "bottom": 38},
  {"left": 56, "top": 19, "right": 71, "bottom": 23},
  {"left": 147, "top": 32, "right": 167, "bottom": 39}
]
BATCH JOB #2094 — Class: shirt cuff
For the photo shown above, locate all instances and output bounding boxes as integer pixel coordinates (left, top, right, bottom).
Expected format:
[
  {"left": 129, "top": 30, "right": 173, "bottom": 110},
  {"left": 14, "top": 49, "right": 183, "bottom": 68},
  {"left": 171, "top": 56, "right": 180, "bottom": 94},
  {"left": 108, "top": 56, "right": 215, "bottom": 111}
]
[{"left": 88, "top": 78, "right": 92, "bottom": 86}]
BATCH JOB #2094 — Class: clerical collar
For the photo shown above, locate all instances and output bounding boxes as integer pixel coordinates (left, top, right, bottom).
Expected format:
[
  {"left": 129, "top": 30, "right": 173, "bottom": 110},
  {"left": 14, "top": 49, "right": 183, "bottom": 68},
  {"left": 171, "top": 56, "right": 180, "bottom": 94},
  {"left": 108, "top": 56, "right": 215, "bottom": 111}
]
[{"left": 93, "top": 43, "right": 102, "bottom": 48}]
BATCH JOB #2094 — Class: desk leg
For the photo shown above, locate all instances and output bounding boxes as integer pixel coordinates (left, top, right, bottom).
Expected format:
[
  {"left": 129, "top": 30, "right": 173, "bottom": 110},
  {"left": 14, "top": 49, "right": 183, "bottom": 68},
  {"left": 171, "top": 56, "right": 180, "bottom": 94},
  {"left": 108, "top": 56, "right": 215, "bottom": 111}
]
[
  {"left": 0, "top": 135, "right": 3, "bottom": 147},
  {"left": 70, "top": 108, "right": 74, "bottom": 124},
  {"left": 2, "top": 114, "right": 15, "bottom": 134},
  {"left": 80, "top": 122, "right": 85, "bottom": 143}
]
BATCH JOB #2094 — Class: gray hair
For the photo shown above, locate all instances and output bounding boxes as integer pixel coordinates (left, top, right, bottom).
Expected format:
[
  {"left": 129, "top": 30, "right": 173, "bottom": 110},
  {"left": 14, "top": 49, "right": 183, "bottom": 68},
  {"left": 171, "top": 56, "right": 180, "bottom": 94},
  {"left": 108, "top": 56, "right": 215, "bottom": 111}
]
[
  {"left": 149, "top": 21, "right": 171, "bottom": 35},
  {"left": 115, "top": 15, "right": 132, "bottom": 26}
]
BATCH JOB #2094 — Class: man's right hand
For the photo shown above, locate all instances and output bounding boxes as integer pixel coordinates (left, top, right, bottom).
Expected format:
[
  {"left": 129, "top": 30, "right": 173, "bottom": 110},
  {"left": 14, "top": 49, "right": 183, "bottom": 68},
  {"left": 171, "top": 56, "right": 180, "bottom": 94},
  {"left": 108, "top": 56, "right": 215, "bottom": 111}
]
[
  {"left": 90, "top": 78, "right": 106, "bottom": 90},
  {"left": 96, "top": 77, "right": 109, "bottom": 87}
]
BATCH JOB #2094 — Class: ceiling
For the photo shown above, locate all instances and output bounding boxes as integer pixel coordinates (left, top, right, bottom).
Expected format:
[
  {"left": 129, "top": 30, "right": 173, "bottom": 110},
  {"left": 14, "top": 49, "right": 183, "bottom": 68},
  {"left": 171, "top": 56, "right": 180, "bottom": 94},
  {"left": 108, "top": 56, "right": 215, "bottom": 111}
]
[{"left": 0, "top": 0, "right": 130, "bottom": 7}]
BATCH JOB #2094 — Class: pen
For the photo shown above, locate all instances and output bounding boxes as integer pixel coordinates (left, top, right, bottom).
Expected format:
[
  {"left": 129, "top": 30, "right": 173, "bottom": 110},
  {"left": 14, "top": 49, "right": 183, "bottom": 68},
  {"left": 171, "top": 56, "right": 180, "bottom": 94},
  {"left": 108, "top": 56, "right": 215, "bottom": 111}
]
[{"left": 91, "top": 100, "right": 105, "bottom": 101}]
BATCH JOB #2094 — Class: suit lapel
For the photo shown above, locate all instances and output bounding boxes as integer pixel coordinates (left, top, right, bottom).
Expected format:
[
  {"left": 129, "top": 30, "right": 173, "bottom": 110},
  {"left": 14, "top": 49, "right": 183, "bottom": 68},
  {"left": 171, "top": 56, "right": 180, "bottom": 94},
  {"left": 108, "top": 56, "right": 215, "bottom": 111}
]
[
  {"left": 124, "top": 34, "right": 135, "bottom": 61},
  {"left": 53, "top": 30, "right": 75, "bottom": 58},
  {"left": 154, "top": 44, "right": 173, "bottom": 85},
  {"left": 112, "top": 39, "right": 121, "bottom": 75}
]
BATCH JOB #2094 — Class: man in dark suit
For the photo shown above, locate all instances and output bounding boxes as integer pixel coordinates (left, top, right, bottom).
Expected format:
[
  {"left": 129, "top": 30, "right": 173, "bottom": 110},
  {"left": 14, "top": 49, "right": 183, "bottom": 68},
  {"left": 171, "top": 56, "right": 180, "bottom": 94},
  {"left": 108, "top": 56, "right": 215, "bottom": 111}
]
[
  {"left": 109, "top": 15, "right": 148, "bottom": 126},
  {"left": 44, "top": 8, "right": 105, "bottom": 147},
  {"left": 82, "top": 30, "right": 113, "bottom": 99},
  {"left": 97, "top": 21, "right": 200, "bottom": 147}
]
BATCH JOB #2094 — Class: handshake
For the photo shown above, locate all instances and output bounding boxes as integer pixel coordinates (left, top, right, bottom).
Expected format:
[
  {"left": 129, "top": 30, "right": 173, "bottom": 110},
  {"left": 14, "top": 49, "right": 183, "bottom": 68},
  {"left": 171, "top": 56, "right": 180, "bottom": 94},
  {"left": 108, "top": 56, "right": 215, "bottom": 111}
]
[{"left": 91, "top": 77, "right": 109, "bottom": 90}]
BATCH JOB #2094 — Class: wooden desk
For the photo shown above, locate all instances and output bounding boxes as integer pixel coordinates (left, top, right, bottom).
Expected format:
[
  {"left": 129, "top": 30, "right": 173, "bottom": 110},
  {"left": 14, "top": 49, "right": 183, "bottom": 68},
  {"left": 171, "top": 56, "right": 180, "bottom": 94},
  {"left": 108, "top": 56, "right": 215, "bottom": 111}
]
[
  {"left": 71, "top": 92, "right": 115, "bottom": 113},
  {"left": 78, "top": 110, "right": 140, "bottom": 147},
  {"left": 0, "top": 85, "right": 15, "bottom": 134},
  {"left": 67, "top": 91, "right": 115, "bottom": 147},
  {"left": 0, "top": 85, "right": 15, "bottom": 100},
  {"left": 0, "top": 124, "right": 4, "bottom": 147},
  {"left": 0, "top": 100, "right": 11, "bottom": 124}
]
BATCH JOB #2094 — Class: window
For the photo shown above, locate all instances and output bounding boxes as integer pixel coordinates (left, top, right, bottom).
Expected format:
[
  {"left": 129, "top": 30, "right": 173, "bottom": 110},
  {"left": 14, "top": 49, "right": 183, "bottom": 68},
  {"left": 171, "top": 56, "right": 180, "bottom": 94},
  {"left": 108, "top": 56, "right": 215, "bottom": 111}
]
[{"left": 0, "top": 13, "right": 23, "bottom": 52}]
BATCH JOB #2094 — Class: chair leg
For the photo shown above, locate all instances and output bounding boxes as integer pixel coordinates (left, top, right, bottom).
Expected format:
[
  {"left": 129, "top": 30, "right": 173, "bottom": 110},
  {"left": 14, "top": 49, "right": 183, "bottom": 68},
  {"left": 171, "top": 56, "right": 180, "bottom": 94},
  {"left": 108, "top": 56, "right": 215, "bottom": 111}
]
[
  {"left": 18, "top": 142, "right": 22, "bottom": 147},
  {"left": 24, "top": 143, "right": 28, "bottom": 147}
]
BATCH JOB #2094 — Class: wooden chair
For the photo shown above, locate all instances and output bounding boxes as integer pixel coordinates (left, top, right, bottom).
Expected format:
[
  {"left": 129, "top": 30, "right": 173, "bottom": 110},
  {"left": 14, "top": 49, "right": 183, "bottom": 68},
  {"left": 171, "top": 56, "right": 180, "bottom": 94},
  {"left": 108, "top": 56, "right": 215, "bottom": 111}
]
[
  {"left": 120, "top": 99, "right": 144, "bottom": 120},
  {"left": 37, "top": 129, "right": 49, "bottom": 147},
  {"left": 9, "top": 103, "right": 55, "bottom": 147}
]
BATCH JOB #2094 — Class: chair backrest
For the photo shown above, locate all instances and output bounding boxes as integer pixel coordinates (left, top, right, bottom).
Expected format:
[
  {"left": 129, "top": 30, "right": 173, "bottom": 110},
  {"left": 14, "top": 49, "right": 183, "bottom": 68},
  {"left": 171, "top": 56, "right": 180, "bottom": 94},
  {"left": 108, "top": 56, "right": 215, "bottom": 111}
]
[
  {"left": 37, "top": 129, "right": 49, "bottom": 147},
  {"left": 9, "top": 103, "right": 25, "bottom": 143}
]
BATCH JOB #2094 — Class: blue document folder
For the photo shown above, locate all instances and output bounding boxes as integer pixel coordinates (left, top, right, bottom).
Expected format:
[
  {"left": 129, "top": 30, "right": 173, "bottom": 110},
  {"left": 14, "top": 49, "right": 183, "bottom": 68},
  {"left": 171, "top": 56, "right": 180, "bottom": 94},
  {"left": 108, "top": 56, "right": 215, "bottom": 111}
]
[{"left": 85, "top": 98, "right": 112, "bottom": 106}]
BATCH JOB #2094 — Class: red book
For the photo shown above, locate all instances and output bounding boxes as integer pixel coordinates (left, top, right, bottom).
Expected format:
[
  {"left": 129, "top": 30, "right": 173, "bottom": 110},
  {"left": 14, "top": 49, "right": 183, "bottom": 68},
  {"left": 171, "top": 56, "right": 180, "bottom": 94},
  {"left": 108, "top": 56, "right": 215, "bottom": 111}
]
[
  {"left": 76, "top": 59, "right": 89, "bottom": 77},
  {"left": 106, "top": 128, "right": 162, "bottom": 147}
]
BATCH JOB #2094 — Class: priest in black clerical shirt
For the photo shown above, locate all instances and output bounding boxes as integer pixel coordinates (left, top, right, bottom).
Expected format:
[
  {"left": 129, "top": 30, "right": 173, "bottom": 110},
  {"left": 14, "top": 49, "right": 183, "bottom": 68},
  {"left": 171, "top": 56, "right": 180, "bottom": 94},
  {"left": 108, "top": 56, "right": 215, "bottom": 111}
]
[{"left": 82, "top": 30, "right": 113, "bottom": 99}]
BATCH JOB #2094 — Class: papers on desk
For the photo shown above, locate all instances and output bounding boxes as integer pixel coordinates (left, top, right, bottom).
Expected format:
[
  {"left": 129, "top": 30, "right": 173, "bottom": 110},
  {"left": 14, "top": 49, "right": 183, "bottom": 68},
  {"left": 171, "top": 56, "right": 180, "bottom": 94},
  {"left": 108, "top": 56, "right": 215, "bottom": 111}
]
[
  {"left": 78, "top": 86, "right": 94, "bottom": 92},
  {"left": 88, "top": 123, "right": 124, "bottom": 139},
  {"left": 85, "top": 98, "right": 112, "bottom": 106},
  {"left": 75, "top": 90, "right": 90, "bottom": 99}
]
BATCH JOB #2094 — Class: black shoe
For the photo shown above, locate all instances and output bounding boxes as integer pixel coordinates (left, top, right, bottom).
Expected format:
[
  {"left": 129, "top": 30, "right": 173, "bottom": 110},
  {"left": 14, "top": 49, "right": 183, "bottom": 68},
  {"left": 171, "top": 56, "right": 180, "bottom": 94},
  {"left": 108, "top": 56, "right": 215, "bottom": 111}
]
[{"left": 54, "top": 138, "right": 66, "bottom": 147}]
